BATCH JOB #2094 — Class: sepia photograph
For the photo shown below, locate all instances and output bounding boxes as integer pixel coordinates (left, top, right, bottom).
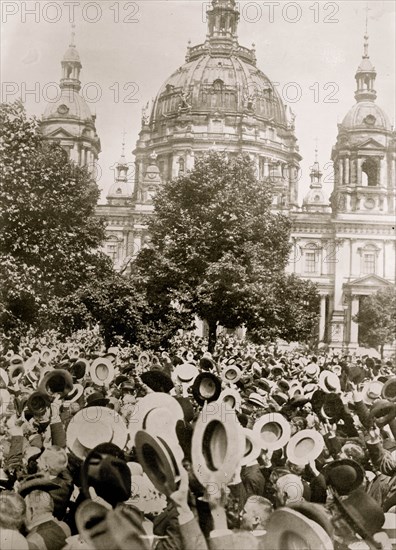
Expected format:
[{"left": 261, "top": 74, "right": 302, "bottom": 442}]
[{"left": 0, "top": 1, "right": 396, "bottom": 549}]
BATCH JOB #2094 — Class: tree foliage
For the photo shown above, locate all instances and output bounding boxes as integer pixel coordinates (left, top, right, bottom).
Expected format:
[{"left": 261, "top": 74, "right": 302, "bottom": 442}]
[
  {"left": 354, "top": 287, "right": 396, "bottom": 354},
  {"left": 136, "top": 152, "right": 319, "bottom": 350},
  {"left": 0, "top": 101, "right": 112, "bottom": 340}
]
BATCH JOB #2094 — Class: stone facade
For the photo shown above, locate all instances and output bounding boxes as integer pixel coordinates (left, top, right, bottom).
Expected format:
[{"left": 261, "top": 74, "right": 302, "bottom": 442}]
[{"left": 41, "top": 1, "right": 396, "bottom": 351}]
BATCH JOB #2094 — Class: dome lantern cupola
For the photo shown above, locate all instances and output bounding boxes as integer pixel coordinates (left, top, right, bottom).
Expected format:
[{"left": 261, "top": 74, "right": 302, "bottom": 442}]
[
  {"left": 354, "top": 23, "right": 376, "bottom": 102},
  {"left": 60, "top": 24, "right": 82, "bottom": 93},
  {"left": 303, "top": 145, "right": 330, "bottom": 212},
  {"left": 107, "top": 136, "right": 133, "bottom": 204}
]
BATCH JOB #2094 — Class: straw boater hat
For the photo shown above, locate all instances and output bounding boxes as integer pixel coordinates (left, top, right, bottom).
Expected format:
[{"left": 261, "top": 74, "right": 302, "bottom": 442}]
[
  {"left": 265, "top": 507, "right": 333, "bottom": 550},
  {"left": 66, "top": 406, "right": 128, "bottom": 459},
  {"left": 89, "top": 358, "right": 115, "bottom": 387},
  {"left": 217, "top": 388, "right": 242, "bottom": 411},
  {"left": 0, "top": 368, "right": 9, "bottom": 388},
  {"left": 253, "top": 412, "right": 291, "bottom": 451},
  {"left": 286, "top": 429, "right": 325, "bottom": 466},
  {"left": 240, "top": 428, "right": 262, "bottom": 466},
  {"left": 318, "top": 370, "right": 341, "bottom": 394},
  {"left": 40, "top": 348, "right": 53, "bottom": 363},
  {"left": 192, "top": 405, "right": 243, "bottom": 486},
  {"left": 221, "top": 364, "right": 242, "bottom": 384},
  {"left": 128, "top": 393, "right": 184, "bottom": 446},
  {"left": 304, "top": 363, "right": 320, "bottom": 379},
  {"left": 361, "top": 380, "right": 384, "bottom": 405},
  {"left": 247, "top": 392, "right": 266, "bottom": 408}
]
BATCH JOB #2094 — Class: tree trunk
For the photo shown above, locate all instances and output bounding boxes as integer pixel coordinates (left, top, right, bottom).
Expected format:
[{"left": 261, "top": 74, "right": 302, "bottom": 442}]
[
  {"left": 380, "top": 344, "right": 384, "bottom": 359},
  {"left": 208, "top": 320, "right": 218, "bottom": 353}
]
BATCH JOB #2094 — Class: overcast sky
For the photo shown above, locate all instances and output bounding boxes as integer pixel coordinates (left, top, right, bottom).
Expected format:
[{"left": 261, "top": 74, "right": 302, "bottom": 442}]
[{"left": 2, "top": 0, "right": 395, "bottom": 203}]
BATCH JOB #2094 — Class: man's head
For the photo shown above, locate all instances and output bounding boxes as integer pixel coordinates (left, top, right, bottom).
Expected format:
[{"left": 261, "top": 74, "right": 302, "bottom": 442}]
[
  {"left": 240, "top": 496, "right": 273, "bottom": 531},
  {"left": 37, "top": 446, "right": 68, "bottom": 476},
  {"left": 24, "top": 490, "right": 54, "bottom": 528},
  {"left": 275, "top": 473, "right": 304, "bottom": 506}
]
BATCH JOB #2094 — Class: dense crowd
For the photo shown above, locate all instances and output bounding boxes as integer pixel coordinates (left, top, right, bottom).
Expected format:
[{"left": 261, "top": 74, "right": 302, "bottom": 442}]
[{"left": 0, "top": 332, "right": 395, "bottom": 550}]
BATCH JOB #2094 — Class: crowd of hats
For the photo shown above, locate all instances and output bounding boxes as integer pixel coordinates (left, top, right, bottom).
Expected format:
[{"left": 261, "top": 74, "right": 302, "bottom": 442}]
[{"left": 0, "top": 333, "right": 396, "bottom": 550}]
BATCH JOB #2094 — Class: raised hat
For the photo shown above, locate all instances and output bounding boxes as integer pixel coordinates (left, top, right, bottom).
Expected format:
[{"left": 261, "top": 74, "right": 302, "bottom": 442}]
[
  {"left": 26, "top": 391, "right": 51, "bottom": 417},
  {"left": 369, "top": 399, "right": 396, "bottom": 428},
  {"left": 191, "top": 372, "right": 221, "bottom": 405},
  {"left": 323, "top": 458, "right": 364, "bottom": 495},
  {"left": 66, "top": 406, "right": 128, "bottom": 459},
  {"left": 90, "top": 358, "right": 115, "bottom": 387},
  {"left": 333, "top": 488, "right": 385, "bottom": 542},
  {"left": 135, "top": 430, "right": 183, "bottom": 496},
  {"left": 141, "top": 370, "right": 174, "bottom": 393},
  {"left": 128, "top": 393, "right": 184, "bottom": 446},
  {"left": 217, "top": 388, "right": 242, "bottom": 411},
  {"left": 199, "top": 357, "right": 217, "bottom": 371},
  {"left": 38, "top": 369, "right": 74, "bottom": 398},
  {"left": 322, "top": 392, "right": 344, "bottom": 421},
  {"left": 382, "top": 377, "right": 396, "bottom": 402},
  {"left": 240, "top": 428, "right": 262, "bottom": 466},
  {"left": 221, "top": 364, "right": 242, "bottom": 384},
  {"left": 304, "top": 363, "right": 320, "bottom": 378},
  {"left": 71, "top": 359, "right": 89, "bottom": 380},
  {"left": 85, "top": 391, "right": 109, "bottom": 407},
  {"left": 265, "top": 507, "right": 333, "bottom": 550},
  {"left": 40, "top": 348, "right": 54, "bottom": 363},
  {"left": 253, "top": 412, "right": 291, "bottom": 451},
  {"left": 173, "top": 363, "right": 199, "bottom": 385},
  {"left": 192, "top": 406, "right": 243, "bottom": 485},
  {"left": 247, "top": 392, "right": 266, "bottom": 408},
  {"left": 286, "top": 429, "right": 324, "bottom": 466},
  {"left": 64, "top": 383, "right": 84, "bottom": 403},
  {"left": 362, "top": 380, "right": 384, "bottom": 405},
  {"left": 318, "top": 370, "right": 341, "bottom": 394},
  {"left": 0, "top": 368, "right": 9, "bottom": 388}
]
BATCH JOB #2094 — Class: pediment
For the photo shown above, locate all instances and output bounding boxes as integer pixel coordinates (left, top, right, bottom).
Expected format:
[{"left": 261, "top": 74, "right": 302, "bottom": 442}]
[
  {"left": 44, "top": 127, "right": 76, "bottom": 139},
  {"left": 345, "top": 274, "right": 393, "bottom": 288},
  {"left": 354, "top": 138, "right": 385, "bottom": 150}
]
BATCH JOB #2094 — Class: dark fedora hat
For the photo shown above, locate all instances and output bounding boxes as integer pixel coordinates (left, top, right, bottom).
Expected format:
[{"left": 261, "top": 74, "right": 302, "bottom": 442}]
[
  {"left": 199, "top": 356, "right": 217, "bottom": 371},
  {"left": 141, "top": 370, "right": 174, "bottom": 394},
  {"left": 71, "top": 359, "right": 89, "bottom": 381},
  {"left": 334, "top": 488, "right": 385, "bottom": 541},
  {"left": 192, "top": 372, "right": 222, "bottom": 405},
  {"left": 382, "top": 377, "right": 396, "bottom": 402},
  {"left": 85, "top": 391, "right": 110, "bottom": 408},
  {"left": 38, "top": 369, "right": 74, "bottom": 398},
  {"left": 18, "top": 473, "right": 61, "bottom": 497},
  {"left": 322, "top": 392, "right": 344, "bottom": 421},
  {"left": 26, "top": 391, "right": 51, "bottom": 416},
  {"left": 323, "top": 458, "right": 364, "bottom": 495},
  {"left": 369, "top": 399, "right": 396, "bottom": 428}
]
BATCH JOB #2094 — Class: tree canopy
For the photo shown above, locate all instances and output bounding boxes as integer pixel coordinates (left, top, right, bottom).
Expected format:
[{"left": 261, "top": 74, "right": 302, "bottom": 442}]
[
  {"left": 354, "top": 287, "right": 396, "bottom": 356},
  {"left": 135, "top": 151, "right": 319, "bottom": 350},
  {"left": 0, "top": 101, "right": 112, "bottom": 340}
]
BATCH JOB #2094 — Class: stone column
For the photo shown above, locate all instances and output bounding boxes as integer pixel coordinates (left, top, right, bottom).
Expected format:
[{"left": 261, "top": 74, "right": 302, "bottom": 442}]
[
  {"left": 350, "top": 296, "right": 359, "bottom": 346},
  {"left": 345, "top": 157, "right": 350, "bottom": 185},
  {"left": 339, "top": 159, "right": 344, "bottom": 185},
  {"left": 263, "top": 159, "right": 269, "bottom": 177},
  {"left": 357, "top": 158, "right": 362, "bottom": 185},
  {"left": 319, "top": 295, "right": 326, "bottom": 342}
]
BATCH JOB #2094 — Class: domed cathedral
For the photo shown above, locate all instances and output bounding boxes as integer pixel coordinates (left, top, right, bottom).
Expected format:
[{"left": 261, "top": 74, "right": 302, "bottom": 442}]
[
  {"left": 134, "top": 0, "right": 301, "bottom": 212},
  {"left": 40, "top": 27, "right": 101, "bottom": 174},
  {"left": 288, "top": 28, "right": 396, "bottom": 351}
]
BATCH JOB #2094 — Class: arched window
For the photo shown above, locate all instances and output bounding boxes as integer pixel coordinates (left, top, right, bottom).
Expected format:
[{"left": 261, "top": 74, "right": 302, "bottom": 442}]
[
  {"left": 178, "top": 157, "right": 185, "bottom": 175},
  {"left": 361, "top": 158, "right": 378, "bottom": 187}
]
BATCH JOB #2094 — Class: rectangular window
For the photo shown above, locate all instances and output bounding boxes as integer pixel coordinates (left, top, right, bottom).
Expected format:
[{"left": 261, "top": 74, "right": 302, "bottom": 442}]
[
  {"left": 363, "top": 253, "right": 375, "bottom": 274},
  {"left": 107, "top": 244, "right": 117, "bottom": 263},
  {"left": 305, "top": 251, "right": 317, "bottom": 273}
]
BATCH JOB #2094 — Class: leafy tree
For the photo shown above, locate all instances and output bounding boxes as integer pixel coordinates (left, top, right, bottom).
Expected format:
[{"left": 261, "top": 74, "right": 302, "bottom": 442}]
[
  {"left": 136, "top": 151, "right": 318, "bottom": 351},
  {"left": 0, "top": 101, "right": 112, "bottom": 341},
  {"left": 353, "top": 287, "right": 396, "bottom": 357},
  {"left": 49, "top": 274, "right": 190, "bottom": 349}
]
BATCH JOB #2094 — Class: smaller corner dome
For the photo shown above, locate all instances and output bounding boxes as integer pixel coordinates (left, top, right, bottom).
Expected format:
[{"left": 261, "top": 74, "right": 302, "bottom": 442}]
[
  {"left": 42, "top": 90, "right": 93, "bottom": 121},
  {"left": 62, "top": 46, "right": 81, "bottom": 63},
  {"left": 107, "top": 179, "right": 133, "bottom": 198},
  {"left": 341, "top": 101, "right": 391, "bottom": 131}
]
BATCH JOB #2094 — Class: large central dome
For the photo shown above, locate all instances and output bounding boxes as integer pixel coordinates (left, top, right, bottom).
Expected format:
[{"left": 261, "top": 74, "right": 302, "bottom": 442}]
[{"left": 134, "top": 0, "right": 301, "bottom": 211}]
